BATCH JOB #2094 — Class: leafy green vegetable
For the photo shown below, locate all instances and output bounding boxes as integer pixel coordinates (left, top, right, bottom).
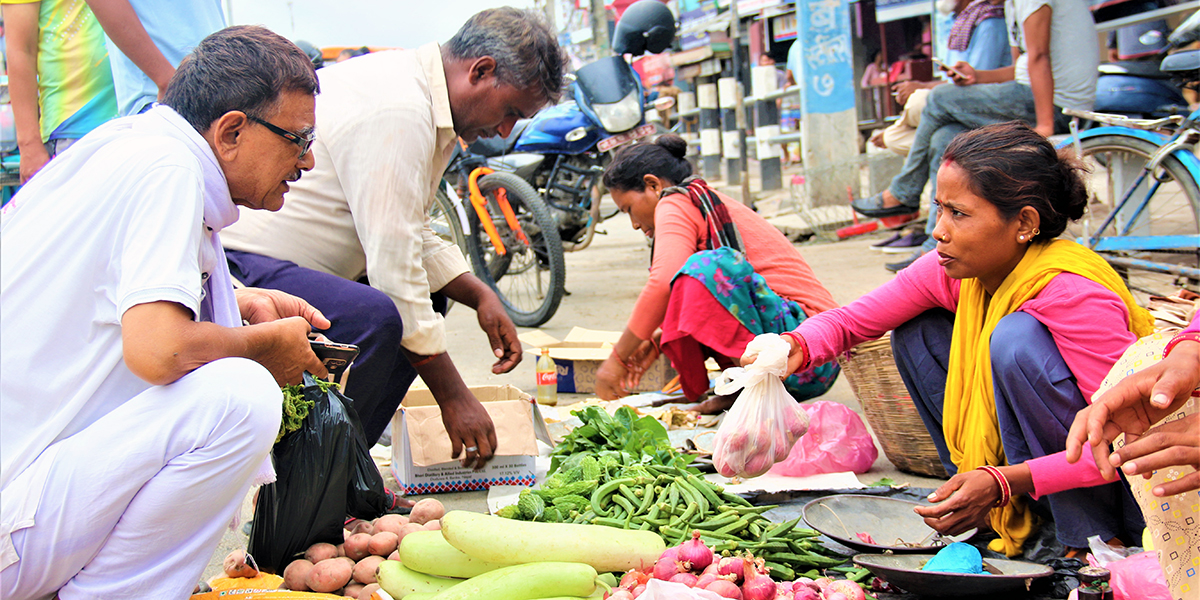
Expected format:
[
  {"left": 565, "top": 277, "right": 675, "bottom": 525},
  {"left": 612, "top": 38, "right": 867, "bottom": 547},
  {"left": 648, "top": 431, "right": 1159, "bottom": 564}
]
[
  {"left": 548, "top": 406, "right": 686, "bottom": 474},
  {"left": 276, "top": 379, "right": 339, "bottom": 443}
]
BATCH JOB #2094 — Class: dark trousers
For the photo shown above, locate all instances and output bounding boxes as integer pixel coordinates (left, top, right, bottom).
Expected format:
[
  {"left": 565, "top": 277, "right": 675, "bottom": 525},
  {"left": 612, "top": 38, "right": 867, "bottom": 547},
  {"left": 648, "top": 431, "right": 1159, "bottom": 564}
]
[
  {"left": 891, "top": 309, "right": 1144, "bottom": 547},
  {"left": 227, "top": 250, "right": 447, "bottom": 444}
]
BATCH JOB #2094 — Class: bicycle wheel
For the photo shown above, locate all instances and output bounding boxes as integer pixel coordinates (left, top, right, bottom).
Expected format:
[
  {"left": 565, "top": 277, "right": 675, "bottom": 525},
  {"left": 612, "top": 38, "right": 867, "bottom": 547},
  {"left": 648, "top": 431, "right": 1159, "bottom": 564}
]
[
  {"left": 1069, "top": 134, "right": 1200, "bottom": 298},
  {"left": 430, "top": 182, "right": 468, "bottom": 258},
  {"left": 467, "top": 172, "right": 566, "bottom": 327}
]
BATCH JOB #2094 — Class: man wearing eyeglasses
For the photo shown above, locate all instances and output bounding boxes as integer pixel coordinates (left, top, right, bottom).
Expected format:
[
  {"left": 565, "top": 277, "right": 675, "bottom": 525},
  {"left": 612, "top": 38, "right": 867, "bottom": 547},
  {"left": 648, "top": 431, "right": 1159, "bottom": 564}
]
[
  {"left": 0, "top": 27, "right": 326, "bottom": 599},
  {"left": 221, "top": 8, "right": 565, "bottom": 471}
]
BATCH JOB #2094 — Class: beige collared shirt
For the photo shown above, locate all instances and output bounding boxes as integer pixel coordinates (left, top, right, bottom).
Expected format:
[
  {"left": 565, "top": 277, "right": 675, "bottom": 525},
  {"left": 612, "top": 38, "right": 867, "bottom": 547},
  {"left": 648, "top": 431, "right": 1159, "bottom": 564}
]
[{"left": 223, "top": 43, "right": 469, "bottom": 355}]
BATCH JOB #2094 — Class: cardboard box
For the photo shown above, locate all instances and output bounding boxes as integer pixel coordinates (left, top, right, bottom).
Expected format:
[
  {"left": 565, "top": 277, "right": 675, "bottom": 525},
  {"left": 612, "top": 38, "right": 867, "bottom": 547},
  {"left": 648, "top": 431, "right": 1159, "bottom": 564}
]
[
  {"left": 390, "top": 385, "right": 553, "bottom": 495},
  {"left": 518, "top": 327, "right": 678, "bottom": 394}
]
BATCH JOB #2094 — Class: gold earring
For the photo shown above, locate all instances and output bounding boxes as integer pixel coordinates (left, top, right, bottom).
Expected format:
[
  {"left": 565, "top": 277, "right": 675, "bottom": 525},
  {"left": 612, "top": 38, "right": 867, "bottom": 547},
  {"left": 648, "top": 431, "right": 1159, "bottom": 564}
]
[{"left": 1032, "top": 228, "right": 1040, "bottom": 236}]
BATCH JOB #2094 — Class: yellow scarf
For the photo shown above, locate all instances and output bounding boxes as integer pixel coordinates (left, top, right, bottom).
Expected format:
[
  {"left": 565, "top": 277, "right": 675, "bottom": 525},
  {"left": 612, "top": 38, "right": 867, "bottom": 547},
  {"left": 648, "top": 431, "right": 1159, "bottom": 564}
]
[{"left": 943, "top": 239, "right": 1155, "bottom": 556}]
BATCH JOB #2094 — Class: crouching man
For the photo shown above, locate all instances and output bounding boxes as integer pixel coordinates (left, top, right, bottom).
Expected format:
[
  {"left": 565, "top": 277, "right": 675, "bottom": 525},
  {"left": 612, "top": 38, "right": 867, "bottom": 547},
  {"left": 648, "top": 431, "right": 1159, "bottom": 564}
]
[{"left": 1, "top": 26, "right": 328, "bottom": 599}]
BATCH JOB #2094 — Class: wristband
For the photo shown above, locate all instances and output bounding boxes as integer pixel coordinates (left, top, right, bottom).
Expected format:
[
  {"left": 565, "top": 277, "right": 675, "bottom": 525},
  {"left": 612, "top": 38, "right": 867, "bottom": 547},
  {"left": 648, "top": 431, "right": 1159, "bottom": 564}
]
[
  {"left": 1163, "top": 331, "right": 1200, "bottom": 359},
  {"left": 976, "top": 465, "right": 1011, "bottom": 508},
  {"left": 409, "top": 354, "right": 439, "bottom": 368},
  {"left": 610, "top": 350, "right": 636, "bottom": 372}
]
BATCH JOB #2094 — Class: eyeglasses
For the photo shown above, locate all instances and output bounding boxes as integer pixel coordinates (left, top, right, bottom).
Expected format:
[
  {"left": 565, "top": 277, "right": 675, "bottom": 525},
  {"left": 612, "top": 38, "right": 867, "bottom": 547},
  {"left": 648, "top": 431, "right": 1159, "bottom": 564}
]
[{"left": 248, "top": 115, "right": 315, "bottom": 158}]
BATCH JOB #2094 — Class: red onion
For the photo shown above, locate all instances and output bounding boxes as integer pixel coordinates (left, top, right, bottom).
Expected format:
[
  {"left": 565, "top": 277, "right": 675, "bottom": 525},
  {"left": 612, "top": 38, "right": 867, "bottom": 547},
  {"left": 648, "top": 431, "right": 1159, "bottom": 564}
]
[
  {"left": 659, "top": 546, "right": 679, "bottom": 564},
  {"left": 619, "top": 571, "right": 644, "bottom": 589},
  {"left": 631, "top": 584, "right": 646, "bottom": 598},
  {"left": 678, "top": 531, "right": 715, "bottom": 571},
  {"left": 653, "top": 556, "right": 685, "bottom": 580},
  {"left": 702, "top": 563, "right": 721, "bottom": 577},
  {"left": 812, "top": 577, "right": 833, "bottom": 591},
  {"left": 717, "top": 556, "right": 746, "bottom": 583},
  {"left": 607, "top": 591, "right": 635, "bottom": 600},
  {"left": 669, "top": 572, "right": 699, "bottom": 587},
  {"left": 704, "top": 580, "right": 743, "bottom": 599},
  {"left": 791, "top": 587, "right": 818, "bottom": 600},
  {"left": 824, "top": 580, "right": 866, "bottom": 600},
  {"left": 740, "top": 561, "right": 776, "bottom": 600},
  {"left": 791, "top": 579, "right": 818, "bottom": 594},
  {"left": 696, "top": 574, "right": 719, "bottom": 588},
  {"left": 824, "top": 594, "right": 848, "bottom": 600}
]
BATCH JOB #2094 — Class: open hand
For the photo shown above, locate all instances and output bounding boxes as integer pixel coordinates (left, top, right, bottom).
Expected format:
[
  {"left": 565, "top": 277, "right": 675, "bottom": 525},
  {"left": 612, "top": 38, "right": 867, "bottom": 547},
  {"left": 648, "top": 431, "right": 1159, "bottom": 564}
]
[
  {"left": 475, "top": 293, "right": 521, "bottom": 374},
  {"left": 1109, "top": 414, "right": 1200, "bottom": 496},
  {"left": 913, "top": 470, "right": 1000, "bottom": 536},
  {"left": 595, "top": 356, "right": 630, "bottom": 401}
]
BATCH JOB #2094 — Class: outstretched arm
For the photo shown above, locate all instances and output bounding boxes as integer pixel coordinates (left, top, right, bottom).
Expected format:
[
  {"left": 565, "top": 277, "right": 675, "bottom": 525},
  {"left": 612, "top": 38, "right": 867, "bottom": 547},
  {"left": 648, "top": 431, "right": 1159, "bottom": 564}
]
[{"left": 84, "top": 0, "right": 175, "bottom": 99}]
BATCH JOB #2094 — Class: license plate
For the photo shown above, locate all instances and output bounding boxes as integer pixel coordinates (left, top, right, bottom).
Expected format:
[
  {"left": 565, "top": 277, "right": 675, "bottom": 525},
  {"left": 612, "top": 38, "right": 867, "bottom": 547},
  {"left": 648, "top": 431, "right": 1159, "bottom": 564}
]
[{"left": 597, "top": 123, "right": 657, "bottom": 152}]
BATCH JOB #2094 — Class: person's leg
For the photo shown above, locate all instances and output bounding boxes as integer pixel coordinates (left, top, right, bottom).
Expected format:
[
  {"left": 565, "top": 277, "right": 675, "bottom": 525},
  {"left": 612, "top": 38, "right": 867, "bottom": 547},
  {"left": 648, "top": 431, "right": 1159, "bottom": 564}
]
[
  {"left": 990, "top": 312, "right": 1144, "bottom": 548},
  {"left": 890, "top": 308, "right": 958, "bottom": 475},
  {"left": 227, "top": 250, "right": 407, "bottom": 443},
  {"left": 0, "top": 358, "right": 280, "bottom": 600}
]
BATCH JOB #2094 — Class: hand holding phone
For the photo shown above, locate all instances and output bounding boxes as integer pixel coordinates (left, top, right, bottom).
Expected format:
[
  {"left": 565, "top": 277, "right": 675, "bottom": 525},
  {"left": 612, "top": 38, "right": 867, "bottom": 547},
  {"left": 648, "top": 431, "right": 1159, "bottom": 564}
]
[
  {"left": 309, "top": 338, "right": 359, "bottom": 378},
  {"left": 932, "top": 57, "right": 966, "bottom": 81}
]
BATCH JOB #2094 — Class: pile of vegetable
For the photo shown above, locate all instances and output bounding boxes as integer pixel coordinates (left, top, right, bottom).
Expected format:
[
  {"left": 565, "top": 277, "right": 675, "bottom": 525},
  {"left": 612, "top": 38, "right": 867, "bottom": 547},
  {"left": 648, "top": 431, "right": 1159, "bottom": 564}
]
[
  {"left": 614, "top": 533, "right": 871, "bottom": 600},
  {"left": 499, "top": 453, "right": 847, "bottom": 579},
  {"left": 376, "top": 510, "right": 666, "bottom": 599},
  {"left": 548, "top": 406, "right": 683, "bottom": 473}
]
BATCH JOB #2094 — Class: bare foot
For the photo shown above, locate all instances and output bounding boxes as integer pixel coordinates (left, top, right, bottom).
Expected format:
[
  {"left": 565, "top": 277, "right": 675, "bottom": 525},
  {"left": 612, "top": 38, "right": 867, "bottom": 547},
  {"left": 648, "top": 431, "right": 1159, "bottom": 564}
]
[{"left": 695, "top": 394, "right": 736, "bottom": 414}]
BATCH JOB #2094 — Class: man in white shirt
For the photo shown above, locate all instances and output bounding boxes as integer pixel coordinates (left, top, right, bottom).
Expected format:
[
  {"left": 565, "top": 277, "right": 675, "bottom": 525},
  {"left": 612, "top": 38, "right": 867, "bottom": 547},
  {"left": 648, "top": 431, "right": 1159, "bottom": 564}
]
[
  {"left": 1, "top": 26, "right": 326, "bottom": 599},
  {"left": 222, "top": 8, "right": 565, "bottom": 468}
]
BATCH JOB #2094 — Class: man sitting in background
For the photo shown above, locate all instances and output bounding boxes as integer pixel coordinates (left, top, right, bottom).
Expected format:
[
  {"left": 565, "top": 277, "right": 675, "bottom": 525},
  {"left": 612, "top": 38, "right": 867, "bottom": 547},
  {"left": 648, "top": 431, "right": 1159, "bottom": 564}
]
[{"left": 1, "top": 26, "right": 326, "bottom": 599}]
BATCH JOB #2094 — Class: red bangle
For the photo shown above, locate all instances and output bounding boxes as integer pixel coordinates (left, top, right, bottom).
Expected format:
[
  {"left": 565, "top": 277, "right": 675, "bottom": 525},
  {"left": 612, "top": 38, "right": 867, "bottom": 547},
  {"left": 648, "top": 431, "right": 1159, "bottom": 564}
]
[
  {"left": 780, "top": 331, "right": 809, "bottom": 366},
  {"left": 1163, "top": 331, "right": 1200, "bottom": 359},
  {"left": 976, "top": 465, "right": 1011, "bottom": 507},
  {"left": 610, "top": 350, "right": 636, "bottom": 372}
]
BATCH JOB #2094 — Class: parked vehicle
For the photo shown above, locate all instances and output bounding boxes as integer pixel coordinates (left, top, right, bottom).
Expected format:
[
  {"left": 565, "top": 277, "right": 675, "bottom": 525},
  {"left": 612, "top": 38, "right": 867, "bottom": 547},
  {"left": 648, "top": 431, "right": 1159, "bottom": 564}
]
[
  {"left": 438, "top": 0, "right": 677, "bottom": 326},
  {"left": 1059, "top": 11, "right": 1200, "bottom": 298}
]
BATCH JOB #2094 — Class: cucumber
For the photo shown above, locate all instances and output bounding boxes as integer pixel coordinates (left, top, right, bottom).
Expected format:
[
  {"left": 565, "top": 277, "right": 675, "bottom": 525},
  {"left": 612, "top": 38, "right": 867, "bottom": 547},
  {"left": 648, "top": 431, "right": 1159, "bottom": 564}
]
[
  {"left": 441, "top": 510, "right": 665, "bottom": 573},
  {"left": 398, "top": 530, "right": 508, "bottom": 578},
  {"left": 427, "top": 562, "right": 597, "bottom": 600},
  {"left": 375, "top": 561, "right": 462, "bottom": 599}
]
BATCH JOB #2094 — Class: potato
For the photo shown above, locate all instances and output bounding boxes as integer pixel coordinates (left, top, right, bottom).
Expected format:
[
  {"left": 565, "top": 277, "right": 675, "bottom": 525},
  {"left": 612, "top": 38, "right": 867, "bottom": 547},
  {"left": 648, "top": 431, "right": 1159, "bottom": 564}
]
[
  {"left": 409, "top": 498, "right": 445, "bottom": 525},
  {"left": 305, "top": 542, "right": 339, "bottom": 564},
  {"left": 306, "top": 557, "right": 354, "bottom": 593},
  {"left": 358, "top": 583, "right": 382, "bottom": 600},
  {"left": 336, "top": 543, "right": 346, "bottom": 557},
  {"left": 350, "top": 519, "right": 374, "bottom": 536},
  {"left": 397, "top": 522, "right": 425, "bottom": 542},
  {"left": 344, "top": 582, "right": 365, "bottom": 598},
  {"left": 344, "top": 533, "right": 372, "bottom": 561},
  {"left": 353, "top": 555, "right": 385, "bottom": 584},
  {"left": 373, "top": 514, "right": 406, "bottom": 536},
  {"left": 223, "top": 549, "right": 258, "bottom": 579},
  {"left": 282, "top": 559, "right": 314, "bottom": 591},
  {"left": 423, "top": 520, "right": 441, "bottom": 531},
  {"left": 367, "top": 532, "right": 399, "bottom": 557}
]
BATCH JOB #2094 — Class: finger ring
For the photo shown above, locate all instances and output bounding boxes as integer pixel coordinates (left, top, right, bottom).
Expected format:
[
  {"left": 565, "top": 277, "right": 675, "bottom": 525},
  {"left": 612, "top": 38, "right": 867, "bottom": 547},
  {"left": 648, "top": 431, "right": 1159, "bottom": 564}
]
[{"left": 465, "top": 446, "right": 478, "bottom": 453}]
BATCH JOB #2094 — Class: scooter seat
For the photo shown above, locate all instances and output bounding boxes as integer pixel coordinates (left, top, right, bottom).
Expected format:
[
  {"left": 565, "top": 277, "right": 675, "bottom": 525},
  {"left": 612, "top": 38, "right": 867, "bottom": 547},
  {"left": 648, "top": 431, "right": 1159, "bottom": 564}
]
[
  {"left": 1099, "top": 61, "right": 1173, "bottom": 79},
  {"left": 1160, "top": 50, "right": 1199, "bottom": 76},
  {"left": 466, "top": 119, "right": 531, "bottom": 158}
]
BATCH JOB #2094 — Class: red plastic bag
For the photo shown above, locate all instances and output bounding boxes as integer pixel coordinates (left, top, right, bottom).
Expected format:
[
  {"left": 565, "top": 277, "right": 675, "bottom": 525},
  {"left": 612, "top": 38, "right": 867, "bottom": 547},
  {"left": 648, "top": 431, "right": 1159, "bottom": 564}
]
[
  {"left": 712, "top": 334, "right": 810, "bottom": 478},
  {"left": 768, "top": 401, "right": 878, "bottom": 477}
]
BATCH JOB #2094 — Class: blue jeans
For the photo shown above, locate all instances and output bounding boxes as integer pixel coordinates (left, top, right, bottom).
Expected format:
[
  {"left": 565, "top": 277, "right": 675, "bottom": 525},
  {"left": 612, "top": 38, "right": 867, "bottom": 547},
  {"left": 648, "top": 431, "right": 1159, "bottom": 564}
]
[
  {"left": 889, "top": 81, "right": 1068, "bottom": 207},
  {"left": 226, "top": 249, "right": 447, "bottom": 444},
  {"left": 891, "top": 309, "right": 1144, "bottom": 547}
]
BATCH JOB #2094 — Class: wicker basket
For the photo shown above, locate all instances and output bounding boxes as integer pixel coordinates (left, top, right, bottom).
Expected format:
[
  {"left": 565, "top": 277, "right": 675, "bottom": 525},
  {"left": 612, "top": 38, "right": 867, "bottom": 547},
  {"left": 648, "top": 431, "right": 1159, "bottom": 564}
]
[{"left": 837, "top": 333, "right": 950, "bottom": 479}]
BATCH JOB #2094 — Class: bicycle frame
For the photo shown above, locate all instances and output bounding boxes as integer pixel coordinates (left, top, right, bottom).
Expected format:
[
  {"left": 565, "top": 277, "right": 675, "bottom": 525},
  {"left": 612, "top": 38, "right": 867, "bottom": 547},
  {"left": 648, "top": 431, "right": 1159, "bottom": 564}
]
[
  {"left": 1061, "top": 108, "right": 1200, "bottom": 281},
  {"left": 466, "top": 166, "right": 529, "bottom": 256}
]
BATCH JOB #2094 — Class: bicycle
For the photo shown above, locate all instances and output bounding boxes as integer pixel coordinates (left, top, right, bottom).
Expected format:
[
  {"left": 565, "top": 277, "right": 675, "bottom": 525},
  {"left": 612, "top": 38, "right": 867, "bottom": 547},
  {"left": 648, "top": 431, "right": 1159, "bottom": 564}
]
[
  {"left": 1056, "top": 18, "right": 1199, "bottom": 300},
  {"left": 437, "top": 155, "right": 566, "bottom": 328}
]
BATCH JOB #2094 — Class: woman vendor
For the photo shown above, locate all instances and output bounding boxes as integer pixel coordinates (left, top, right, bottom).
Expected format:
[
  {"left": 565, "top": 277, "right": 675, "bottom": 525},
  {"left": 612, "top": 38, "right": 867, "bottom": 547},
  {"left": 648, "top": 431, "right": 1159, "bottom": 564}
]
[
  {"left": 593, "top": 135, "right": 839, "bottom": 411},
  {"left": 753, "top": 122, "right": 1153, "bottom": 556}
]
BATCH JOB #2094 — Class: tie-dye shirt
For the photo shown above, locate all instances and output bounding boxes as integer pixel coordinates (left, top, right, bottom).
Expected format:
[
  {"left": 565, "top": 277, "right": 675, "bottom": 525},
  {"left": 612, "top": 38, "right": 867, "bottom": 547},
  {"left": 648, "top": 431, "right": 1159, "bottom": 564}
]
[{"left": 2, "top": 0, "right": 117, "bottom": 141}]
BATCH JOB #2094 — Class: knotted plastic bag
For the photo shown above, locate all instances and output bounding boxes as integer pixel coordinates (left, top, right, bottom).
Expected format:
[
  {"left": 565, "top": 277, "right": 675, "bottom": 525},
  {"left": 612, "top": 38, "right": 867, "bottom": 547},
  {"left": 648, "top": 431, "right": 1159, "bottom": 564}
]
[
  {"left": 768, "top": 401, "right": 878, "bottom": 477},
  {"left": 711, "top": 334, "right": 810, "bottom": 478}
]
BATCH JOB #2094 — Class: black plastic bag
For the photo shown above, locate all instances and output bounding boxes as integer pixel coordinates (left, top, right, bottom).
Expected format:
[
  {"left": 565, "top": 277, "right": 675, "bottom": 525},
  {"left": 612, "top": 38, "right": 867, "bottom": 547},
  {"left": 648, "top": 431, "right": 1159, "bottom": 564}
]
[{"left": 248, "top": 372, "right": 388, "bottom": 573}]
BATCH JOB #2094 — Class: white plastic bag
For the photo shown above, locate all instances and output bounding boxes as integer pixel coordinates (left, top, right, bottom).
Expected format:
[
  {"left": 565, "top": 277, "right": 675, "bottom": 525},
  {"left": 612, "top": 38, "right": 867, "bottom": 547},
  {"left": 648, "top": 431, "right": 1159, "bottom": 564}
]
[
  {"left": 636, "top": 579, "right": 725, "bottom": 600},
  {"left": 711, "top": 333, "right": 810, "bottom": 478}
]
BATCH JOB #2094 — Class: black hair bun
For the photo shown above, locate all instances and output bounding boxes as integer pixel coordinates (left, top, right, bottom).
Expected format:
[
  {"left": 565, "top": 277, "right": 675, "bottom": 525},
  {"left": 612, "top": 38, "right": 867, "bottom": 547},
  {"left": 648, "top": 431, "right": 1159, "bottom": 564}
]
[{"left": 655, "top": 134, "right": 688, "bottom": 160}]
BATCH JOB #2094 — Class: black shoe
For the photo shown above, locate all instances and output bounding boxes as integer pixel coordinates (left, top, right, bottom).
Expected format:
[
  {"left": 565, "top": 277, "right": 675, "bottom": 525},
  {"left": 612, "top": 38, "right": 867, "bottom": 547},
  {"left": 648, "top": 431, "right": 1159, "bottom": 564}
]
[
  {"left": 851, "top": 192, "right": 920, "bottom": 218},
  {"left": 885, "top": 249, "right": 925, "bottom": 272},
  {"left": 880, "top": 232, "right": 929, "bottom": 254},
  {"left": 870, "top": 231, "right": 904, "bottom": 251}
]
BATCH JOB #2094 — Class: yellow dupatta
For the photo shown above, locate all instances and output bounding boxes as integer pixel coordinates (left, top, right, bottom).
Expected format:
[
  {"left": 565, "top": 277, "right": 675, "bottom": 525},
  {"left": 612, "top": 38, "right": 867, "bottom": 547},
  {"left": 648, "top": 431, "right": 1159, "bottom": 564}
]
[{"left": 943, "top": 239, "right": 1155, "bottom": 556}]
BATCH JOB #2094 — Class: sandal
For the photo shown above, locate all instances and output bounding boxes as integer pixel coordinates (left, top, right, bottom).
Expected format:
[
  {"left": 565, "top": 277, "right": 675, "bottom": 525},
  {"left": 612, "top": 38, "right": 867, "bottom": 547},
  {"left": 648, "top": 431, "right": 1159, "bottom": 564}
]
[{"left": 851, "top": 192, "right": 920, "bottom": 218}]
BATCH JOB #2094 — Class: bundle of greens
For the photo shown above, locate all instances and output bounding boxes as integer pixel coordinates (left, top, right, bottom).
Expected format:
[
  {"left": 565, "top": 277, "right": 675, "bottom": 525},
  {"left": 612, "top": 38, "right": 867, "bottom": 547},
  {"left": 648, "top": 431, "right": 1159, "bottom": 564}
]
[
  {"left": 548, "top": 406, "right": 687, "bottom": 474},
  {"left": 276, "top": 378, "right": 338, "bottom": 443}
]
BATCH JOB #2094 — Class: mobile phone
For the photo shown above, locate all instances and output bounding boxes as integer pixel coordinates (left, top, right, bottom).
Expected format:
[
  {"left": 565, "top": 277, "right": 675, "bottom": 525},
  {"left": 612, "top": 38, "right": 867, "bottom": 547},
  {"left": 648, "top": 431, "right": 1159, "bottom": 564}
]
[
  {"left": 932, "top": 57, "right": 965, "bottom": 80},
  {"left": 310, "top": 338, "right": 359, "bottom": 378}
]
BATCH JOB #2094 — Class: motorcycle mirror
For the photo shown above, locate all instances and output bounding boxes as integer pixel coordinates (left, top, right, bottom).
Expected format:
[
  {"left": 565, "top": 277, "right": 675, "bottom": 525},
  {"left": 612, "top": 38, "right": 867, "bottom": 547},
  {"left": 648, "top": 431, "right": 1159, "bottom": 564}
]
[
  {"left": 1168, "top": 11, "right": 1200, "bottom": 48},
  {"left": 653, "top": 96, "right": 676, "bottom": 111},
  {"left": 612, "top": 0, "right": 677, "bottom": 56}
]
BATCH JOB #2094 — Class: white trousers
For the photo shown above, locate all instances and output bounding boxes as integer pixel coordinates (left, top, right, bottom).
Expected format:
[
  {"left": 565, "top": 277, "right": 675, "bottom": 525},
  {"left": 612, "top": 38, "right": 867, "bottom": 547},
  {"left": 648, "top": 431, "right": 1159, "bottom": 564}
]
[{"left": 0, "top": 358, "right": 281, "bottom": 600}]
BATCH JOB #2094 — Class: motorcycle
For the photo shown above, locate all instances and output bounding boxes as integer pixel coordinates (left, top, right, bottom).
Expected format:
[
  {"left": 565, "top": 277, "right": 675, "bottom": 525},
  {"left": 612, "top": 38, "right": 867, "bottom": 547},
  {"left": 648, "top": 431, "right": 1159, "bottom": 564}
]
[
  {"left": 1091, "top": 16, "right": 1190, "bottom": 122},
  {"left": 439, "top": 0, "right": 677, "bottom": 327}
]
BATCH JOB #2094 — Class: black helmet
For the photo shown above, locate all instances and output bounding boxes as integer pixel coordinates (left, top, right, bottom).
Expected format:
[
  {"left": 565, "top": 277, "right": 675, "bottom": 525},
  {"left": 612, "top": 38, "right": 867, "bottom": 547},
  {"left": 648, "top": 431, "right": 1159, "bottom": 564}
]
[
  {"left": 294, "top": 39, "right": 324, "bottom": 70},
  {"left": 612, "top": 0, "right": 676, "bottom": 56}
]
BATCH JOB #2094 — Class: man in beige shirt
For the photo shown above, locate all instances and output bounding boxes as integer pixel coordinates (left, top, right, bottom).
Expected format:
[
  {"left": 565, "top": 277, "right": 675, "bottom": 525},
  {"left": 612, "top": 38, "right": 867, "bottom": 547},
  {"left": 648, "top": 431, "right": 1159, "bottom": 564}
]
[{"left": 222, "top": 8, "right": 563, "bottom": 471}]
